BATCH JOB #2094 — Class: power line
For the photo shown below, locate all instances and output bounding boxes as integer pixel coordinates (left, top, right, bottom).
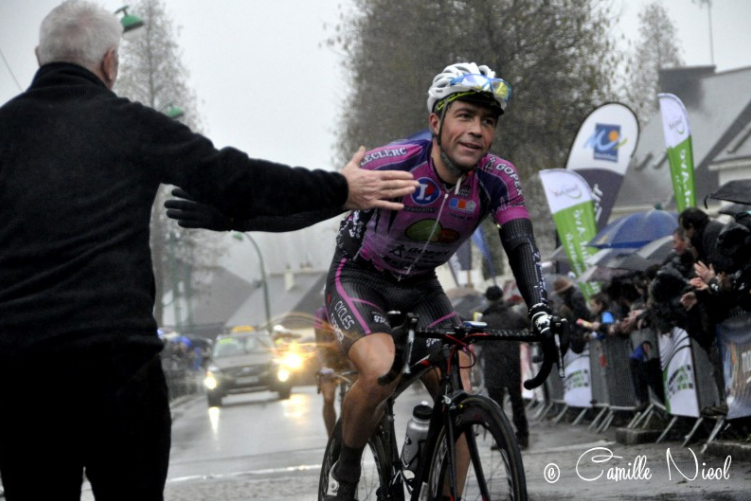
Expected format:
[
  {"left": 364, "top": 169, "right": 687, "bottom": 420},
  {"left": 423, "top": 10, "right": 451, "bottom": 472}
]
[{"left": 0, "top": 45, "right": 23, "bottom": 92}]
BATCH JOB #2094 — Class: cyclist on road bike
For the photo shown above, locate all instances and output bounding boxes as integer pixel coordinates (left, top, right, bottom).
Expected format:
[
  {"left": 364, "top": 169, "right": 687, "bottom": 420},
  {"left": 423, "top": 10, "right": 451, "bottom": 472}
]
[
  {"left": 321, "top": 62, "right": 552, "bottom": 501},
  {"left": 164, "top": 61, "right": 554, "bottom": 501},
  {"left": 315, "top": 305, "right": 355, "bottom": 437}
]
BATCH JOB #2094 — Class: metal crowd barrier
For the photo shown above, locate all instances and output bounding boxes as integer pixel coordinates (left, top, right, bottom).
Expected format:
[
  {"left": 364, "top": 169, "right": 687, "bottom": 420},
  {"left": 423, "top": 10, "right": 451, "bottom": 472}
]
[
  {"left": 587, "top": 340, "right": 611, "bottom": 430},
  {"left": 528, "top": 322, "right": 736, "bottom": 448},
  {"left": 545, "top": 356, "right": 567, "bottom": 422},
  {"left": 656, "top": 335, "right": 724, "bottom": 447},
  {"left": 627, "top": 328, "right": 665, "bottom": 431}
]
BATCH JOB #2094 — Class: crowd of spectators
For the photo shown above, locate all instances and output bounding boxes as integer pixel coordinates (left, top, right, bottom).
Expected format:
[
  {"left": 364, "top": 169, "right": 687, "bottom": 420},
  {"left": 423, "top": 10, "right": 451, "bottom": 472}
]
[
  {"left": 159, "top": 333, "right": 212, "bottom": 400},
  {"left": 551, "top": 206, "right": 751, "bottom": 416}
]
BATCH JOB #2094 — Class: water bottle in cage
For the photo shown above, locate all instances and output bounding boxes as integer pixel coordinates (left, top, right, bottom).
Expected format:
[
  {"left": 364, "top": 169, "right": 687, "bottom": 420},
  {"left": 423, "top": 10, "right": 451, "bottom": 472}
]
[{"left": 400, "top": 401, "right": 432, "bottom": 473}]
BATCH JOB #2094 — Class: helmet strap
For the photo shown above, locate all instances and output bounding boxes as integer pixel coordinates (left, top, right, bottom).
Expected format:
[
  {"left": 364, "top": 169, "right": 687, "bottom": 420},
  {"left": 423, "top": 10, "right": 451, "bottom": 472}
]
[
  {"left": 433, "top": 101, "right": 466, "bottom": 181},
  {"left": 439, "top": 148, "right": 464, "bottom": 181}
]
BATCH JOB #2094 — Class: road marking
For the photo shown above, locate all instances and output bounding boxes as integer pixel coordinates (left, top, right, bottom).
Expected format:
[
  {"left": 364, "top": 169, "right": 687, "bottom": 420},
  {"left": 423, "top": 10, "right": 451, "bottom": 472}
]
[
  {"left": 168, "top": 464, "right": 323, "bottom": 483},
  {"left": 526, "top": 440, "right": 615, "bottom": 455}
]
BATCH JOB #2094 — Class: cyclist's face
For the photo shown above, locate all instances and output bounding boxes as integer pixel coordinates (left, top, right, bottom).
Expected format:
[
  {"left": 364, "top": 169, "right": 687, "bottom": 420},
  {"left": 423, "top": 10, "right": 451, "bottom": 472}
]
[{"left": 430, "top": 101, "right": 498, "bottom": 172}]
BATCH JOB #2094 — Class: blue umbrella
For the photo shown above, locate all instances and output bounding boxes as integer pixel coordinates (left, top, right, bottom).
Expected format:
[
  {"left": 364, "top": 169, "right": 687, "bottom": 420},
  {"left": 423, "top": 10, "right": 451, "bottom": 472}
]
[{"left": 588, "top": 209, "right": 678, "bottom": 249}]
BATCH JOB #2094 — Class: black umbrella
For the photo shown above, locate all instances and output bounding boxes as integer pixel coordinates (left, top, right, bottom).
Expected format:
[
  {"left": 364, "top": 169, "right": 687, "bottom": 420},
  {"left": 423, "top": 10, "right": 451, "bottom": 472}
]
[
  {"left": 706, "top": 179, "right": 751, "bottom": 206},
  {"left": 719, "top": 202, "right": 751, "bottom": 217}
]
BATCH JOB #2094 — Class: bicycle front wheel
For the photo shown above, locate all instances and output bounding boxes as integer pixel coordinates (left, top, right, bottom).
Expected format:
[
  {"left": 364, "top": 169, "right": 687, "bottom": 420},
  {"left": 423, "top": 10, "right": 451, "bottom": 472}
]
[
  {"left": 319, "top": 419, "right": 404, "bottom": 501},
  {"left": 424, "top": 395, "right": 527, "bottom": 501}
]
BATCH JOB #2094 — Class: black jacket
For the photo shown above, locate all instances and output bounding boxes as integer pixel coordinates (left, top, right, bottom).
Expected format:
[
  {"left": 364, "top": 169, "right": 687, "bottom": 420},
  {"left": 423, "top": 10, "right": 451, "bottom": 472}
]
[
  {"left": 481, "top": 300, "right": 528, "bottom": 384},
  {"left": 0, "top": 63, "right": 348, "bottom": 365}
]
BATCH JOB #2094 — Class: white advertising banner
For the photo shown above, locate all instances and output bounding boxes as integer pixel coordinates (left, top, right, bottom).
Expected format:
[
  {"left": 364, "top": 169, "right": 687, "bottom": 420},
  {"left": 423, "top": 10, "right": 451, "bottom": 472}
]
[
  {"left": 658, "top": 93, "right": 696, "bottom": 212},
  {"left": 659, "top": 327, "right": 700, "bottom": 418},
  {"left": 564, "top": 348, "right": 593, "bottom": 408},
  {"left": 539, "top": 169, "right": 599, "bottom": 298}
]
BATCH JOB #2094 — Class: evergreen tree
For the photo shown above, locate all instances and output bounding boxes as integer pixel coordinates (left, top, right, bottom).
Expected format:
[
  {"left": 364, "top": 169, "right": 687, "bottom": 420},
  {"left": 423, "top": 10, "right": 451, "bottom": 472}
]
[
  {"left": 116, "top": 0, "right": 225, "bottom": 328},
  {"left": 622, "top": 1, "right": 684, "bottom": 126}
]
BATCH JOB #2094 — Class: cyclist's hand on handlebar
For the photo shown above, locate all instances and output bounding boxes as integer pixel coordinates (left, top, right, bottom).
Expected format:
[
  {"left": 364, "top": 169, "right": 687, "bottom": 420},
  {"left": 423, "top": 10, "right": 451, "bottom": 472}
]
[
  {"left": 529, "top": 303, "right": 554, "bottom": 339},
  {"left": 530, "top": 303, "right": 569, "bottom": 357},
  {"left": 164, "top": 188, "right": 234, "bottom": 231}
]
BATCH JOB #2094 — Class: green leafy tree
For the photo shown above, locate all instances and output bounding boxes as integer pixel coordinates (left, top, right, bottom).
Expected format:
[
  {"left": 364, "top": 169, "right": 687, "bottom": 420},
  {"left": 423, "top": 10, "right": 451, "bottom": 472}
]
[
  {"left": 115, "top": 0, "right": 225, "bottom": 328},
  {"left": 327, "top": 0, "right": 621, "bottom": 271},
  {"left": 622, "top": 1, "right": 684, "bottom": 126}
]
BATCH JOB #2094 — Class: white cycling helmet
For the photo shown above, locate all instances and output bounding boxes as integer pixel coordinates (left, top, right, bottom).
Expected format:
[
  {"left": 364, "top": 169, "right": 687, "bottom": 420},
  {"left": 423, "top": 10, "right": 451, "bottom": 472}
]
[{"left": 426, "top": 62, "right": 512, "bottom": 114}]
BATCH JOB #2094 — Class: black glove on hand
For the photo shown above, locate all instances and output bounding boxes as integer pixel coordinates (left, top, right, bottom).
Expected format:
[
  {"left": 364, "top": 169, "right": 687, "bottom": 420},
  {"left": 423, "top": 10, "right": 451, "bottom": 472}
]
[
  {"left": 529, "top": 303, "right": 569, "bottom": 358},
  {"left": 164, "top": 188, "right": 234, "bottom": 231},
  {"left": 529, "top": 303, "right": 553, "bottom": 339}
]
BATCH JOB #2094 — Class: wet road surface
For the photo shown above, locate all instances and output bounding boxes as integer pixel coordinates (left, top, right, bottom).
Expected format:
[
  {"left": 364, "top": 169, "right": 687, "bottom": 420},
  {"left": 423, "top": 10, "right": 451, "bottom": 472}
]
[{"left": 79, "top": 385, "right": 751, "bottom": 500}]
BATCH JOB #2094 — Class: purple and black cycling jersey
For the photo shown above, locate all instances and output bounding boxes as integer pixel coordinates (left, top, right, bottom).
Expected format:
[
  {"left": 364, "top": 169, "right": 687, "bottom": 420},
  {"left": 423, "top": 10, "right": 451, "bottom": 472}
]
[{"left": 336, "top": 136, "right": 529, "bottom": 278}]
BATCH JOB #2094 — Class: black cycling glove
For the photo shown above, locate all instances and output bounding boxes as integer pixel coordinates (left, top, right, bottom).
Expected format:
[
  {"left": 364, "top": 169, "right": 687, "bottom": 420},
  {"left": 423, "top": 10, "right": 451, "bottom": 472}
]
[
  {"left": 164, "top": 188, "right": 234, "bottom": 231},
  {"left": 165, "top": 188, "right": 346, "bottom": 233}
]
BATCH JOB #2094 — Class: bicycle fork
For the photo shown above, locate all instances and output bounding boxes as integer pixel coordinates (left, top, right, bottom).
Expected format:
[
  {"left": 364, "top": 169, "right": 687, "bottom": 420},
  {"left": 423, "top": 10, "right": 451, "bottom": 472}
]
[{"left": 411, "top": 390, "right": 468, "bottom": 501}]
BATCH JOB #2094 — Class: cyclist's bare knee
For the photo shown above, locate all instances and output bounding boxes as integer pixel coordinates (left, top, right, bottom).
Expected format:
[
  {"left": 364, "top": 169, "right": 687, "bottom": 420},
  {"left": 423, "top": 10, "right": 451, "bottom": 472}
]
[{"left": 346, "top": 333, "right": 398, "bottom": 402}]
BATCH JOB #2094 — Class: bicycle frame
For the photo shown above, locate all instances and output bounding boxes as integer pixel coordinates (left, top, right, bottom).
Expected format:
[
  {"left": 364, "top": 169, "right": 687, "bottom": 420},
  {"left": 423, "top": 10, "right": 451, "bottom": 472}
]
[
  {"left": 379, "top": 314, "right": 567, "bottom": 500},
  {"left": 319, "top": 313, "right": 567, "bottom": 501}
]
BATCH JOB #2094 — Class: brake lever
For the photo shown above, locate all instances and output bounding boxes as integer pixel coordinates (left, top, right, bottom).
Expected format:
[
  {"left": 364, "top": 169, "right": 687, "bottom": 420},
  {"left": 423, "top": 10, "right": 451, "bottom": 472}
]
[{"left": 522, "top": 317, "right": 568, "bottom": 389}]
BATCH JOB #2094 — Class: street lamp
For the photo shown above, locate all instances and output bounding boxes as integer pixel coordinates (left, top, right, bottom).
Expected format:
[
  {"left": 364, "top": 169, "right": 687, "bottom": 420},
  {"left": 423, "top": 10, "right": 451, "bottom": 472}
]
[
  {"left": 115, "top": 6, "right": 144, "bottom": 34},
  {"left": 161, "top": 103, "right": 185, "bottom": 120},
  {"left": 168, "top": 230, "right": 183, "bottom": 334},
  {"left": 233, "top": 232, "right": 271, "bottom": 328}
]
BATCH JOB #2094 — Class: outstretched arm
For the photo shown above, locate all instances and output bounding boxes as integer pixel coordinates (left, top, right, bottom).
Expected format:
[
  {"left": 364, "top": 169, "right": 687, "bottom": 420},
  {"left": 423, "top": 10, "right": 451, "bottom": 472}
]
[{"left": 165, "top": 188, "right": 345, "bottom": 232}]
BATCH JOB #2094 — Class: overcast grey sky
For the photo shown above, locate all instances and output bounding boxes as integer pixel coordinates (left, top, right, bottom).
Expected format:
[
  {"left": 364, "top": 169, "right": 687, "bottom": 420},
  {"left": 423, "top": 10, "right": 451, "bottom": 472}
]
[
  {"left": 2, "top": 0, "right": 750, "bottom": 173},
  {"left": 2, "top": 0, "right": 750, "bottom": 277}
]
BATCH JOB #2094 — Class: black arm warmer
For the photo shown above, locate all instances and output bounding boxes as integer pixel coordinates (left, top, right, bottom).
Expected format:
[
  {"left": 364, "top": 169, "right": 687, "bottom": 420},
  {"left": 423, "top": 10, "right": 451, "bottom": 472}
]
[
  {"left": 499, "top": 218, "right": 548, "bottom": 308},
  {"left": 232, "top": 207, "right": 346, "bottom": 233}
]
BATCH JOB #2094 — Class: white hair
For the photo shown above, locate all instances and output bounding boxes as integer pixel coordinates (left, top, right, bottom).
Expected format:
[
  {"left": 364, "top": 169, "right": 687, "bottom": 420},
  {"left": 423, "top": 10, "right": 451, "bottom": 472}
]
[{"left": 37, "top": 0, "right": 122, "bottom": 68}]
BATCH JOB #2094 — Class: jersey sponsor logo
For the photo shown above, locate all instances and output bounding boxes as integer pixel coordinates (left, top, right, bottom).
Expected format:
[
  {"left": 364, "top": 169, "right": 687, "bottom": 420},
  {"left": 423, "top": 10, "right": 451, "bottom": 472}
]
[
  {"left": 405, "top": 220, "right": 460, "bottom": 243},
  {"left": 332, "top": 300, "right": 355, "bottom": 332},
  {"left": 344, "top": 211, "right": 366, "bottom": 240},
  {"left": 388, "top": 244, "right": 452, "bottom": 258},
  {"left": 372, "top": 312, "right": 388, "bottom": 325},
  {"left": 404, "top": 206, "right": 437, "bottom": 214},
  {"left": 492, "top": 159, "right": 523, "bottom": 197},
  {"left": 412, "top": 178, "right": 442, "bottom": 205},
  {"left": 332, "top": 324, "right": 345, "bottom": 343},
  {"left": 389, "top": 244, "right": 405, "bottom": 258},
  {"left": 449, "top": 198, "right": 476, "bottom": 213},
  {"left": 585, "top": 123, "right": 622, "bottom": 163},
  {"left": 361, "top": 147, "right": 409, "bottom": 165}
]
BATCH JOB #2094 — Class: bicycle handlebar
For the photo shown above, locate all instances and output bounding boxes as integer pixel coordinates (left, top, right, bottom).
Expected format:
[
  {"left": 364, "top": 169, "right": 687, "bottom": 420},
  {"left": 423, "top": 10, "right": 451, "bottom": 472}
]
[{"left": 377, "top": 311, "right": 569, "bottom": 390}]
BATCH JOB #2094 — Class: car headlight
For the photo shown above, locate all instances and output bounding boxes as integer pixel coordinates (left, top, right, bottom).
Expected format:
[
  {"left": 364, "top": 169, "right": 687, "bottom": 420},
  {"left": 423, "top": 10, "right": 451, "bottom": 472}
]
[
  {"left": 204, "top": 371, "right": 218, "bottom": 390},
  {"left": 277, "top": 368, "right": 291, "bottom": 382},
  {"left": 281, "top": 352, "right": 304, "bottom": 370}
]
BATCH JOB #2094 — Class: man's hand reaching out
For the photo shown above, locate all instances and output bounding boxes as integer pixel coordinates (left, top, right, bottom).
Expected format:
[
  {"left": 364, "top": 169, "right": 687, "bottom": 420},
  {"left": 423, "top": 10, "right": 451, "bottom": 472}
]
[{"left": 341, "top": 146, "right": 419, "bottom": 211}]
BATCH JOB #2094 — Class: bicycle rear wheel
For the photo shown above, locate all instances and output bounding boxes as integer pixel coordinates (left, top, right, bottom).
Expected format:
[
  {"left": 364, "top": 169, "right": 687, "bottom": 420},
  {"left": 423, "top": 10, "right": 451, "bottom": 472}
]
[
  {"left": 319, "top": 419, "right": 404, "bottom": 501},
  {"left": 424, "top": 395, "right": 526, "bottom": 500}
]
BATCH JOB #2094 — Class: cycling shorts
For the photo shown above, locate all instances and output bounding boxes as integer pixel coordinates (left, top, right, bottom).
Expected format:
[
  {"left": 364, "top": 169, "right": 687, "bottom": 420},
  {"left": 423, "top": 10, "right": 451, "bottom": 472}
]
[{"left": 325, "top": 248, "right": 461, "bottom": 358}]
